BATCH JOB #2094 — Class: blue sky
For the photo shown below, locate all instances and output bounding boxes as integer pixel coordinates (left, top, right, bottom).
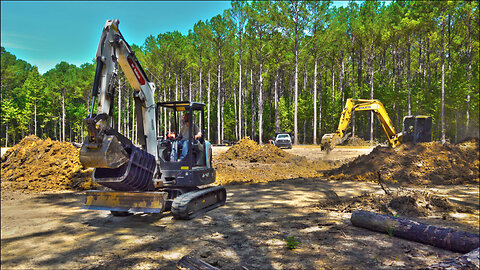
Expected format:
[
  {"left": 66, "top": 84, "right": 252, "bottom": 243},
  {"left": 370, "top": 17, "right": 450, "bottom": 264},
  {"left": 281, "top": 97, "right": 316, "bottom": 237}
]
[{"left": 1, "top": 1, "right": 351, "bottom": 74}]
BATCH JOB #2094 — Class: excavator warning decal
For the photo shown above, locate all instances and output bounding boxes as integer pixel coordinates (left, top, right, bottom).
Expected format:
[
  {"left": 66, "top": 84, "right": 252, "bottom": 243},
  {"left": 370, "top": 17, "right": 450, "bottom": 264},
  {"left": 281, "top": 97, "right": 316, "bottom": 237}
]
[{"left": 127, "top": 58, "right": 146, "bottom": 85}]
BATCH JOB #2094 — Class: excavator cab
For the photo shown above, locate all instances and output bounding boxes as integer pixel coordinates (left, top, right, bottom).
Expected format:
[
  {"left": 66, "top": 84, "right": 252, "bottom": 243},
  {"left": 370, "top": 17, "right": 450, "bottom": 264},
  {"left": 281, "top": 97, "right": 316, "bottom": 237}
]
[
  {"left": 156, "top": 101, "right": 215, "bottom": 188},
  {"left": 402, "top": 115, "right": 432, "bottom": 143}
]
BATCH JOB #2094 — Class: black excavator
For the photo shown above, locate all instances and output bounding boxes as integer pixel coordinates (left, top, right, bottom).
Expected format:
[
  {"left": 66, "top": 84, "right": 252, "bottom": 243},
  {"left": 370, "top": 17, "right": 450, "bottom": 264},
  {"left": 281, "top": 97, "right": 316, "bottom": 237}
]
[{"left": 79, "top": 19, "right": 226, "bottom": 219}]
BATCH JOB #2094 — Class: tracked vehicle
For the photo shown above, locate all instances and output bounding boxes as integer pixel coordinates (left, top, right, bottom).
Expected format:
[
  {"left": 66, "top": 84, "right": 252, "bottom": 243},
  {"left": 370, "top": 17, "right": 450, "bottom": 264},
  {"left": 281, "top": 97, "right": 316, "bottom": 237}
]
[{"left": 79, "top": 19, "right": 226, "bottom": 219}]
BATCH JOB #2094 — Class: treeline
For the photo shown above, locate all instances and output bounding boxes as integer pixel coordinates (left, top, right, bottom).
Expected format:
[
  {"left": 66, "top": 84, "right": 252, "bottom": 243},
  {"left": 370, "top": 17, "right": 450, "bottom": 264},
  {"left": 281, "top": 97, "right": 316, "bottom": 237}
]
[{"left": 1, "top": 0, "right": 479, "bottom": 147}]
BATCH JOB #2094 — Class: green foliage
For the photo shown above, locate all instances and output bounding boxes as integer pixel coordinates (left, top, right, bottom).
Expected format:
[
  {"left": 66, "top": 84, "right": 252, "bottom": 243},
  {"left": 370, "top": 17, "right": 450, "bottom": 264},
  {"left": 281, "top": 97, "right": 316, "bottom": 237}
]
[
  {"left": 1, "top": 1, "right": 479, "bottom": 145},
  {"left": 285, "top": 236, "right": 301, "bottom": 250}
]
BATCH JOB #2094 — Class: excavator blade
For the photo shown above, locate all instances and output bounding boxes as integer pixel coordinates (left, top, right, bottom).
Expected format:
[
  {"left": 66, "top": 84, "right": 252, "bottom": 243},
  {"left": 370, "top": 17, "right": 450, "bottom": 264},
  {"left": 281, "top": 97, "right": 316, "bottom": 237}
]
[
  {"left": 79, "top": 135, "right": 129, "bottom": 169},
  {"left": 83, "top": 190, "right": 168, "bottom": 213}
]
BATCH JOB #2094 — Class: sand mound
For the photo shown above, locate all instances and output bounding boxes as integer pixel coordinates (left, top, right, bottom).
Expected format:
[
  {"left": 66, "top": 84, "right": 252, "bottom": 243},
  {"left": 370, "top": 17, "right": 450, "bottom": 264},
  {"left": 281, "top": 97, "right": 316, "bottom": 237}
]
[
  {"left": 326, "top": 139, "right": 479, "bottom": 186},
  {"left": 1, "top": 135, "right": 93, "bottom": 192},
  {"left": 218, "top": 137, "right": 299, "bottom": 163}
]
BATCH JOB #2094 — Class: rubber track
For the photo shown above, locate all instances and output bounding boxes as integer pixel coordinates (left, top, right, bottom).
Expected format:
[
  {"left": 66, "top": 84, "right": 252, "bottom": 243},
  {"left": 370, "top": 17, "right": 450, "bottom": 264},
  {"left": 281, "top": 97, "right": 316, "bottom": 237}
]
[{"left": 171, "top": 186, "right": 226, "bottom": 220}]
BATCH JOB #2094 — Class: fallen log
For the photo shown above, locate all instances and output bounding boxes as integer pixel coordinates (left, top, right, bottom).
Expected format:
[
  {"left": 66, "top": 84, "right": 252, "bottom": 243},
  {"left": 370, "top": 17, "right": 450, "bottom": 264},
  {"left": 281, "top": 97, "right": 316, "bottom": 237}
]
[
  {"left": 350, "top": 210, "right": 479, "bottom": 253},
  {"left": 177, "top": 255, "right": 219, "bottom": 270},
  {"left": 426, "top": 248, "right": 479, "bottom": 269}
]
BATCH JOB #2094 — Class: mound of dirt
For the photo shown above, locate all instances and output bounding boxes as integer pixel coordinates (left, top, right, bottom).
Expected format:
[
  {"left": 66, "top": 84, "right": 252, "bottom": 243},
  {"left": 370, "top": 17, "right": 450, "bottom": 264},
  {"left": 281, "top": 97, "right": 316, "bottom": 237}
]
[
  {"left": 1, "top": 135, "right": 93, "bottom": 192},
  {"left": 326, "top": 139, "right": 479, "bottom": 186},
  {"left": 318, "top": 189, "right": 474, "bottom": 218},
  {"left": 215, "top": 138, "right": 339, "bottom": 185},
  {"left": 343, "top": 136, "right": 378, "bottom": 146},
  {"left": 218, "top": 137, "right": 299, "bottom": 163}
]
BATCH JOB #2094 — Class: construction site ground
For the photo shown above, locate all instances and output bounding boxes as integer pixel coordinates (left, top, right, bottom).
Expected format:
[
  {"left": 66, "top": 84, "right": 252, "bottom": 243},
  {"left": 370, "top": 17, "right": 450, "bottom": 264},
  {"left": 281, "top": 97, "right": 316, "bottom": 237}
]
[{"left": 1, "top": 140, "right": 479, "bottom": 269}]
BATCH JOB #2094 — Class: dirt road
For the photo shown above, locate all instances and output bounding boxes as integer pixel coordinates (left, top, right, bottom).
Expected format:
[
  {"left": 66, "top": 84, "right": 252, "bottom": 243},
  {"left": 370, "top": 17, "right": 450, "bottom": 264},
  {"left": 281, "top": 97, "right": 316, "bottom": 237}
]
[{"left": 1, "top": 146, "right": 478, "bottom": 269}]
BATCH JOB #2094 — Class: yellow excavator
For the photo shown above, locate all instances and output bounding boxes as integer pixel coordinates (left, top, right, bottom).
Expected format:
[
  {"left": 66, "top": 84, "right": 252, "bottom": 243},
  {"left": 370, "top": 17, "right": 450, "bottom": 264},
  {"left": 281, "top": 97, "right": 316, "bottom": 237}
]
[{"left": 321, "top": 98, "right": 432, "bottom": 151}]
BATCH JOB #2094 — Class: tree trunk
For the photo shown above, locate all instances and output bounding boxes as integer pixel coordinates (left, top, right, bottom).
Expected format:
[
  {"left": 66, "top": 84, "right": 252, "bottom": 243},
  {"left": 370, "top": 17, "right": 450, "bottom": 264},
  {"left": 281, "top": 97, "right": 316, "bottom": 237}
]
[
  {"left": 275, "top": 52, "right": 280, "bottom": 134},
  {"left": 5, "top": 124, "right": 8, "bottom": 147},
  {"left": 407, "top": 35, "right": 412, "bottom": 116},
  {"left": 313, "top": 52, "right": 318, "bottom": 144},
  {"left": 189, "top": 72, "right": 192, "bottom": 101},
  {"left": 293, "top": 9, "right": 299, "bottom": 145},
  {"left": 467, "top": 12, "right": 472, "bottom": 133},
  {"left": 341, "top": 52, "right": 345, "bottom": 110},
  {"left": 250, "top": 68, "right": 255, "bottom": 139},
  {"left": 441, "top": 19, "right": 446, "bottom": 144},
  {"left": 294, "top": 42, "right": 299, "bottom": 145},
  {"left": 351, "top": 36, "right": 356, "bottom": 137},
  {"left": 258, "top": 39, "right": 264, "bottom": 145},
  {"left": 319, "top": 64, "right": 322, "bottom": 136},
  {"left": 62, "top": 87, "right": 65, "bottom": 142},
  {"left": 175, "top": 74, "right": 178, "bottom": 101},
  {"left": 118, "top": 76, "right": 122, "bottom": 132},
  {"left": 208, "top": 68, "right": 211, "bottom": 141},
  {"left": 234, "top": 86, "right": 238, "bottom": 141},
  {"left": 369, "top": 48, "right": 374, "bottom": 142},
  {"left": 244, "top": 66, "right": 248, "bottom": 138},
  {"left": 351, "top": 210, "right": 479, "bottom": 254},
  {"left": 331, "top": 59, "right": 335, "bottom": 131},
  {"left": 238, "top": 40, "right": 242, "bottom": 140},
  {"left": 217, "top": 47, "right": 222, "bottom": 145},
  {"left": 393, "top": 42, "right": 398, "bottom": 128},
  {"left": 180, "top": 73, "right": 184, "bottom": 100},
  {"left": 199, "top": 67, "right": 203, "bottom": 129},
  {"left": 132, "top": 96, "right": 135, "bottom": 144},
  {"left": 34, "top": 100, "right": 37, "bottom": 136}
]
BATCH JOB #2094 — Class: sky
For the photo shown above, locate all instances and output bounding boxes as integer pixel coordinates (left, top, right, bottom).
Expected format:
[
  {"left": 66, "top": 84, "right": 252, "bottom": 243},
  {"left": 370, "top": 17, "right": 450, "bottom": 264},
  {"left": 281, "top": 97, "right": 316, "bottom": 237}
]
[{"left": 1, "top": 1, "right": 351, "bottom": 74}]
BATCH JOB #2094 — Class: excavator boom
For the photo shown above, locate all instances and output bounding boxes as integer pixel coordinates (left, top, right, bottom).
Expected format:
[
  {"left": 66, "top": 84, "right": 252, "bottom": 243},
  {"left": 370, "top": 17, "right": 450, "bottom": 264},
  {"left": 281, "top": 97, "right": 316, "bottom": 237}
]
[{"left": 321, "top": 99, "right": 402, "bottom": 151}]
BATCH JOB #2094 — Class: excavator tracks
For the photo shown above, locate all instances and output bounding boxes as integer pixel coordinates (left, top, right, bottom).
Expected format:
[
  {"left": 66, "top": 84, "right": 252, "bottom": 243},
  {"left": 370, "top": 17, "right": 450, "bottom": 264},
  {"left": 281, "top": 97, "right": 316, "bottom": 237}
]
[{"left": 171, "top": 186, "right": 226, "bottom": 220}]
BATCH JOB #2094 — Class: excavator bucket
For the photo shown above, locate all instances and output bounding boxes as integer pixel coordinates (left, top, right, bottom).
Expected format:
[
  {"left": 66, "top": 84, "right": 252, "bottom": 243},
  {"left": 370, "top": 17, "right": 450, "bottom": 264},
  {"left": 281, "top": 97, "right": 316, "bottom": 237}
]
[
  {"left": 321, "top": 133, "right": 340, "bottom": 152},
  {"left": 79, "top": 135, "right": 129, "bottom": 169}
]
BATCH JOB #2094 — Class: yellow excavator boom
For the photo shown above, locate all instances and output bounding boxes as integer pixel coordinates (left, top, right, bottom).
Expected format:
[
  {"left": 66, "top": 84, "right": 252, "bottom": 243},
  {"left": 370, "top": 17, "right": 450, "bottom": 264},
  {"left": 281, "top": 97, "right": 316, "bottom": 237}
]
[{"left": 321, "top": 99, "right": 402, "bottom": 151}]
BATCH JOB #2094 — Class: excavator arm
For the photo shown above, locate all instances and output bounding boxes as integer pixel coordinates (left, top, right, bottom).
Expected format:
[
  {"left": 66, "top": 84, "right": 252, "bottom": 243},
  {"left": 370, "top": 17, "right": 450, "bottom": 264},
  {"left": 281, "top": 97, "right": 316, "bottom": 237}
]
[
  {"left": 321, "top": 99, "right": 402, "bottom": 151},
  {"left": 80, "top": 19, "right": 158, "bottom": 168}
]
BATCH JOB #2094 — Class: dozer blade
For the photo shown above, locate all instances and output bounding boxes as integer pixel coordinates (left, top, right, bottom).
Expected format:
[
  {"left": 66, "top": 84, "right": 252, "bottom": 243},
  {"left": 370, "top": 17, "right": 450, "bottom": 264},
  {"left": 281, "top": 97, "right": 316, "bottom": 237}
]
[
  {"left": 83, "top": 190, "right": 168, "bottom": 213},
  {"left": 79, "top": 135, "right": 129, "bottom": 169}
]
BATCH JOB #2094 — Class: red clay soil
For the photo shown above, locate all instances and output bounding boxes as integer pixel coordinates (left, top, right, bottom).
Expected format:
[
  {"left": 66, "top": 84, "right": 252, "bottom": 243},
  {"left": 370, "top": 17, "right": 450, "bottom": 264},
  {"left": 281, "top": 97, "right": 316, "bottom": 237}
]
[
  {"left": 1, "top": 135, "right": 93, "bottom": 192},
  {"left": 326, "top": 139, "right": 479, "bottom": 186}
]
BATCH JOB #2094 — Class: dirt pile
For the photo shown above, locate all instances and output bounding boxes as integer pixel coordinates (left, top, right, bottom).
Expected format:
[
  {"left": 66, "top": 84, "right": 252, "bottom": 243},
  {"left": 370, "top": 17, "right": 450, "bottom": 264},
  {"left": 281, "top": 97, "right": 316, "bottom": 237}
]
[
  {"left": 326, "top": 139, "right": 479, "bottom": 186},
  {"left": 218, "top": 137, "right": 299, "bottom": 163},
  {"left": 1, "top": 135, "right": 93, "bottom": 192},
  {"left": 318, "top": 189, "right": 475, "bottom": 218},
  {"left": 215, "top": 138, "right": 338, "bottom": 185},
  {"left": 343, "top": 136, "right": 378, "bottom": 146}
]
